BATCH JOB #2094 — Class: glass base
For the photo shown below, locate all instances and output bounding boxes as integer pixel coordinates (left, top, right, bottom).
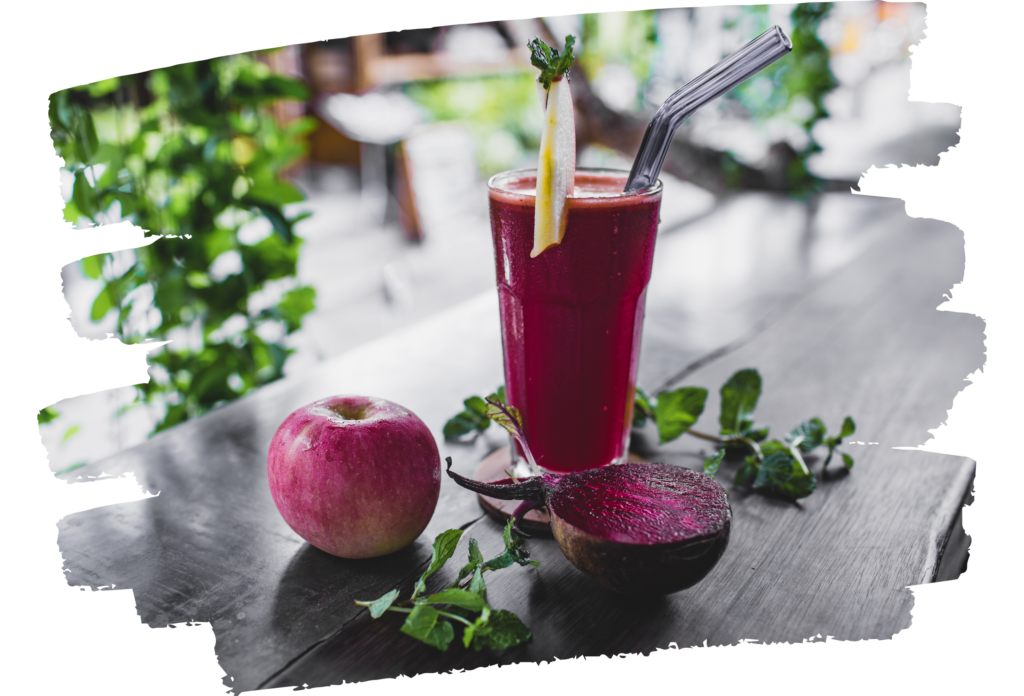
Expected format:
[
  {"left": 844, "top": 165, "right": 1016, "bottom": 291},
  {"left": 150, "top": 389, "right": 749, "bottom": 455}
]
[{"left": 507, "top": 434, "right": 627, "bottom": 477}]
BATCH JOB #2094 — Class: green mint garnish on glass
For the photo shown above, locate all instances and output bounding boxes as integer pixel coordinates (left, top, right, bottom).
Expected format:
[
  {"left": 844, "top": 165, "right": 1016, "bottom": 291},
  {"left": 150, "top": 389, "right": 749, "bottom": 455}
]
[
  {"left": 355, "top": 521, "right": 537, "bottom": 651},
  {"left": 446, "top": 368, "right": 856, "bottom": 502},
  {"left": 528, "top": 35, "right": 576, "bottom": 90}
]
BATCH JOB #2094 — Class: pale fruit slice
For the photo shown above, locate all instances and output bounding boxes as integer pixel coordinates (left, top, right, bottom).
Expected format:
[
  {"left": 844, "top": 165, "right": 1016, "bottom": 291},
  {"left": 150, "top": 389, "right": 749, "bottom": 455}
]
[{"left": 532, "top": 76, "right": 576, "bottom": 258}]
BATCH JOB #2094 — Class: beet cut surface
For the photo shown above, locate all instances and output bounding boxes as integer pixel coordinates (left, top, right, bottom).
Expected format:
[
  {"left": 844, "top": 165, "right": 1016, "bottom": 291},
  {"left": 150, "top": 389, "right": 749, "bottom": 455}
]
[{"left": 446, "top": 460, "right": 731, "bottom": 595}]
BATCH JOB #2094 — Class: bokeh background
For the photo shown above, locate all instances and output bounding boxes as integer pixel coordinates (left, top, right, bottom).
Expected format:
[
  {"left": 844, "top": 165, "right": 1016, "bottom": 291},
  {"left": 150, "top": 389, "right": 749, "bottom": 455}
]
[{"left": 41, "top": 2, "right": 959, "bottom": 473}]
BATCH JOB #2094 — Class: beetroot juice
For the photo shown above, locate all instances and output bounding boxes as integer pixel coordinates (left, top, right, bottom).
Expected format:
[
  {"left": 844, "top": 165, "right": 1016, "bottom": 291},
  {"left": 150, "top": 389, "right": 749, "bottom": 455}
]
[{"left": 488, "top": 168, "right": 662, "bottom": 473}]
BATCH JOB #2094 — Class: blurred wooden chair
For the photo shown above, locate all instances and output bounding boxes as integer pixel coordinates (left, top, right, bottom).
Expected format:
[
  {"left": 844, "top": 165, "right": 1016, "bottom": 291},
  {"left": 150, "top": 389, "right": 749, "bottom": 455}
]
[{"left": 310, "top": 27, "right": 532, "bottom": 241}]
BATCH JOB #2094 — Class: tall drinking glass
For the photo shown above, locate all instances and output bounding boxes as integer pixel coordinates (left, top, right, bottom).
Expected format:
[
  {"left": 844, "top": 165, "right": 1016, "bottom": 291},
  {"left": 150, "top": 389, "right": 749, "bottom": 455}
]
[{"left": 488, "top": 168, "right": 663, "bottom": 474}]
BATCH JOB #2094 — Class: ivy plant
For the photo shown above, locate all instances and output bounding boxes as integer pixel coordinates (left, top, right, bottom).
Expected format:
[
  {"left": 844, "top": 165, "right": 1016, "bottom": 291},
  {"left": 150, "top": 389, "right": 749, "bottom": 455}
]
[{"left": 49, "top": 51, "right": 317, "bottom": 433}]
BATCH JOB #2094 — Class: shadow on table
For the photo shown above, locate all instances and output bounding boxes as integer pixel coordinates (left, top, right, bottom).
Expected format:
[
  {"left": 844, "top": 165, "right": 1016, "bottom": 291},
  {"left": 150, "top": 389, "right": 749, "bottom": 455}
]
[{"left": 270, "top": 536, "right": 430, "bottom": 638}]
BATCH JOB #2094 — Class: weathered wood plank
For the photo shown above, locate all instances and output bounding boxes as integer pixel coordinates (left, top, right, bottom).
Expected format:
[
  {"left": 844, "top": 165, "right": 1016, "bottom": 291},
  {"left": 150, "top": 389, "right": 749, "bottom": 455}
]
[{"left": 263, "top": 206, "right": 979, "bottom": 688}]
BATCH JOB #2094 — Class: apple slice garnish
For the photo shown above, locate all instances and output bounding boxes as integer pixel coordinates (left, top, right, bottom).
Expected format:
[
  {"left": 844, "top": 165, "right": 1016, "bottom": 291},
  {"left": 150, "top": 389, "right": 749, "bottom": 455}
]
[
  {"left": 533, "top": 77, "right": 576, "bottom": 257},
  {"left": 529, "top": 36, "right": 577, "bottom": 258}
]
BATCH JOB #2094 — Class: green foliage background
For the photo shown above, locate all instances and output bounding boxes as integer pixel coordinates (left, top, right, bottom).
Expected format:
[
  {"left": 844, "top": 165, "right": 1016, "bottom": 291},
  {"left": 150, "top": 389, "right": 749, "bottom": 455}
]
[
  {"left": 49, "top": 52, "right": 317, "bottom": 433},
  {"left": 405, "top": 5, "right": 836, "bottom": 191}
]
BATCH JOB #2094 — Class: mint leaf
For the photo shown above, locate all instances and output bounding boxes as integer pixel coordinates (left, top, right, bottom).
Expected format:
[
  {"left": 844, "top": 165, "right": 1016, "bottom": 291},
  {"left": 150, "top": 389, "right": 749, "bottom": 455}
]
[
  {"left": 420, "top": 588, "right": 487, "bottom": 612},
  {"left": 746, "top": 426, "right": 770, "bottom": 442},
  {"left": 754, "top": 452, "right": 798, "bottom": 489},
  {"left": 776, "top": 470, "right": 817, "bottom": 499},
  {"left": 653, "top": 387, "right": 708, "bottom": 444},
  {"left": 760, "top": 439, "right": 789, "bottom": 457},
  {"left": 528, "top": 36, "right": 576, "bottom": 90},
  {"left": 470, "top": 609, "right": 532, "bottom": 651},
  {"left": 703, "top": 450, "right": 725, "bottom": 475},
  {"left": 464, "top": 396, "right": 488, "bottom": 416},
  {"left": 455, "top": 538, "right": 484, "bottom": 584},
  {"left": 359, "top": 588, "right": 399, "bottom": 619},
  {"left": 413, "top": 529, "right": 463, "bottom": 599},
  {"left": 503, "top": 519, "right": 540, "bottom": 567},
  {"left": 400, "top": 605, "right": 455, "bottom": 651},
  {"left": 461, "top": 604, "right": 490, "bottom": 648},
  {"left": 839, "top": 416, "right": 856, "bottom": 439},
  {"left": 719, "top": 369, "right": 762, "bottom": 436},
  {"left": 822, "top": 416, "right": 856, "bottom": 471},
  {"left": 468, "top": 566, "right": 487, "bottom": 600},
  {"left": 633, "top": 386, "right": 654, "bottom": 427},
  {"left": 443, "top": 412, "right": 487, "bottom": 439},
  {"left": 735, "top": 458, "right": 758, "bottom": 486},
  {"left": 482, "top": 520, "right": 539, "bottom": 570},
  {"left": 788, "top": 417, "right": 825, "bottom": 452}
]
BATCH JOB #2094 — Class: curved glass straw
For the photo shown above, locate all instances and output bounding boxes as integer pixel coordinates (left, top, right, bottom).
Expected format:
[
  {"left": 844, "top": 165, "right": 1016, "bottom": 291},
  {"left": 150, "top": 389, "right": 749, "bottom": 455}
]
[{"left": 624, "top": 26, "right": 793, "bottom": 192}]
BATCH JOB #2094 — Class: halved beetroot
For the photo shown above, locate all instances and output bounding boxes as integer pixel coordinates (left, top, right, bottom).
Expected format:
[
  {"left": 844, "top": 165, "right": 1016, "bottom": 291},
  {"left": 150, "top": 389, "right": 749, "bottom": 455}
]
[{"left": 446, "top": 460, "right": 731, "bottom": 595}]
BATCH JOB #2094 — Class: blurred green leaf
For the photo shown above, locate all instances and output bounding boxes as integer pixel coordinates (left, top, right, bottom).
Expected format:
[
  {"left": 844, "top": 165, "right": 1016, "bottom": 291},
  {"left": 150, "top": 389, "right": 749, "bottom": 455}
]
[
  {"left": 37, "top": 406, "right": 60, "bottom": 425},
  {"left": 90, "top": 284, "right": 118, "bottom": 321},
  {"left": 719, "top": 369, "right": 762, "bottom": 437},
  {"left": 50, "top": 51, "right": 315, "bottom": 436}
]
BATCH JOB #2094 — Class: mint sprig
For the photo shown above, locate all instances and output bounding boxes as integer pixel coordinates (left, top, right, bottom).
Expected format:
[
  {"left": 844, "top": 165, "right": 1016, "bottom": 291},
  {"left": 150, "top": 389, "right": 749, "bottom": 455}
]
[
  {"left": 355, "top": 521, "right": 536, "bottom": 652},
  {"left": 444, "top": 368, "right": 857, "bottom": 502},
  {"left": 638, "top": 368, "right": 856, "bottom": 501},
  {"left": 528, "top": 35, "right": 576, "bottom": 90},
  {"left": 443, "top": 386, "right": 505, "bottom": 440}
]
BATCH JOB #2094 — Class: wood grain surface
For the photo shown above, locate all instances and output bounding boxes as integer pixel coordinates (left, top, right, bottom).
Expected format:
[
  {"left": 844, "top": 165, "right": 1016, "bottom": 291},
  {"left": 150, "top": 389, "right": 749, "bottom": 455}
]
[
  {"left": 55, "top": 193, "right": 979, "bottom": 692},
  {"left": 262, "top": 204, "right": 978, "bottom": 689}
]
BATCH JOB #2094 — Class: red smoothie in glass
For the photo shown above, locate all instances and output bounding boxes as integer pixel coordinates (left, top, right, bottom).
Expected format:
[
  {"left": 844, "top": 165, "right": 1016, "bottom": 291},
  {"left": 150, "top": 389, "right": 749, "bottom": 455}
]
[{"left": 488, "top": 168, "right": 662, "bottom": 473}]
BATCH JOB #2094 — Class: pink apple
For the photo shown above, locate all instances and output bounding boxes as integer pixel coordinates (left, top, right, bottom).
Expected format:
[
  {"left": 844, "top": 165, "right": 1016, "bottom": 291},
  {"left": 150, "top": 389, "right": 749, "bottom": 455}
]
[{"left": 267, "top": 395, "right": 441, "bottom": 559}]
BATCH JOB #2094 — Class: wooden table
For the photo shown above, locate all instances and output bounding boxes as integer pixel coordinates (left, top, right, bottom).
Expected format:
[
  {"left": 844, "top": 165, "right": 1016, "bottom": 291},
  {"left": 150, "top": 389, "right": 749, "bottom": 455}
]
[{"left": 57, "top": 190, "right": 980, "bottom": 693}]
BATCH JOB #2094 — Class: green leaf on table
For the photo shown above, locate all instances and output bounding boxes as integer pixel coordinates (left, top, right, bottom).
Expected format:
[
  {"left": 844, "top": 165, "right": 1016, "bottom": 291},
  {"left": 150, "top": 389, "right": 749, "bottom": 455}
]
[
  {"left": 842, "top": 453, "right": 854, "bottom": 470},
  {"left": 443, "top": 412, "right": 486, "bottom": 439},
  {"left": 468, "top": 566, "right": 487, "bottom": 600},
  {"left": 420, "top": 588, "right": 486, "bottom": 612},
  {"left": 776, "top": 470, "right": 817, "bottom": 500},
  {"left": 360, "top": 589, "right": 399, "bottom": 619},
  {"left": 735, "top": 457, "right": 759, "bottom": 486},
  {"left": 839, "top": 416, "right": 856, "bottom": 439},
  {"left": 746, "top": 426, "right": 770, "bottom": 443},
  {"left": 482, "top": 520, "right": 539, "bottom": 571},
  {"left": 653, "top": 387, "right": 708, "bottom": 444},
  {"left": 461, "top": 604, "right": 489, "bottom": 648},
  {"left": 400, "top": 605, "right": 455, "bottom": 651},
  {"left": 469, "top": 609, "right": 532, "bottom": 651},
  {"left": 633, "top": 386, "right": 654, "bottom": 427},
  {"left": 412, "top": 528, "right": 463, "bottom": 599},
  {"left": 464, "top": 396, "right": 488, "bottom": 416},
  {"left": 788, "top": 417, "right": 826, "bottom": 452},
  {"left": 719, "top": 368, "right": 762, "bottom": 436},
  {"left": 455, "top": 538, "right": 484, "bottom": 583},
  {"left": 502, "top": 519, "right": 539, "bottom": 567},
  {"left": 753, "top": 452, "right": 799, "bottom": 489},
  {"left": 703, "top": 449, "right": 725, "bottom": 476}
]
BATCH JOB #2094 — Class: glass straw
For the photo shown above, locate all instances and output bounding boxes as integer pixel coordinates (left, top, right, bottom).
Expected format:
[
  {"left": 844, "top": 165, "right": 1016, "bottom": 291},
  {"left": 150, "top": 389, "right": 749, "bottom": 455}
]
[{"left": 624, "top": 26, "right": 793, "bottom": 193}]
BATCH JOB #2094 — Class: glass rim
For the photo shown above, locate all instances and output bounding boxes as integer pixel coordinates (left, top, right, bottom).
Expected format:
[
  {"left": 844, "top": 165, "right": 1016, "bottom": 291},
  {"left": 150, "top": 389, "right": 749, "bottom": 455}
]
[{"left": 487, "top": 167, "right": 663, "bottom": 199}]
